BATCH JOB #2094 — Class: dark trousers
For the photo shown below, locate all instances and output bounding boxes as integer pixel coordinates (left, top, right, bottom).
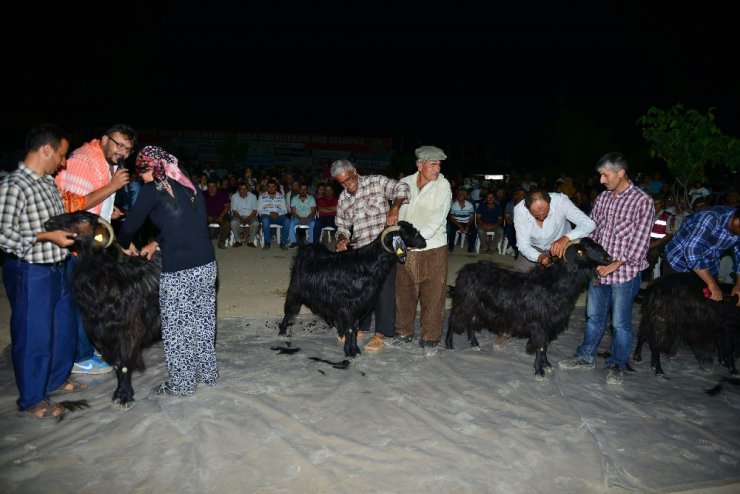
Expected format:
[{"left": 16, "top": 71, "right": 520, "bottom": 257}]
[
  {"left": 447, "top": 223, "right": 477, "bottom": 252},
  {"left": 359, "top": 263, "right": 396, "bottom": 337},
  {"left": 3, "top": 258, "right": 76, "bottom": 410}
]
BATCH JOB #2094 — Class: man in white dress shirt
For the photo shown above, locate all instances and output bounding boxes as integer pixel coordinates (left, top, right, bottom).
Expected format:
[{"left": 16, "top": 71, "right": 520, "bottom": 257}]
[{"left": 513, "top": 190, "right": 596, "bottom": 272}]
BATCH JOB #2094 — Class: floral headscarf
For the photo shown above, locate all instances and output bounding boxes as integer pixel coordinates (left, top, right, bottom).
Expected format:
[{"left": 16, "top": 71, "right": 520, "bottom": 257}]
[{"left": 135, "top": 145, "right": 197, "bottom": 198}]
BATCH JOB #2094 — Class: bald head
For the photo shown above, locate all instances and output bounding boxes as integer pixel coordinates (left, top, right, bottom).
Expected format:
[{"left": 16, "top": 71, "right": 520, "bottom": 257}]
[{"left": 525, "top": 190, "right": 551, "bottom": 222}]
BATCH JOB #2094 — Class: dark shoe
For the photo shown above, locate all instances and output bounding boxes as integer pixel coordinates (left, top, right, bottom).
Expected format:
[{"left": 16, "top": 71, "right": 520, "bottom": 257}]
[
  {"left": 605, "top": 365, "right": 624, "bottom": 385},
  {"left": 232, "top": 241, "right": 242, "bottom": 248},
  {"left": 280, "top": 244, "right": 288, "bottom": 250},
  {"left": 263, "top": 244, "right": 271, "bottom": 250},
  {"left": 388, "top": 334, "right": 414, "bottom": 346},
  {"left": 558, "top": 355, "right": 595, "bottom": 370},
  {"left": 288, "top": 242, "right": 297, "bottom": 249},
  {"left": 420, "top": 340, "right": 439, "bottom": 356},
  {"left": 247, "top": 242, "right": 256, "bottom": 248}
]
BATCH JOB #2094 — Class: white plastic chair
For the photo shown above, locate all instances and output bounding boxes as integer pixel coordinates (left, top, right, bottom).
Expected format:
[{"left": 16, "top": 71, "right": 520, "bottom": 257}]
[
  {"left": 320, "top": 226, "right": 335, "bottom": 243},
  {"left": 453, "top": 230, "right": 466, "bottom": 249},
  {"left": 259, "top": 224, "right": 282, "bottom": 247}
]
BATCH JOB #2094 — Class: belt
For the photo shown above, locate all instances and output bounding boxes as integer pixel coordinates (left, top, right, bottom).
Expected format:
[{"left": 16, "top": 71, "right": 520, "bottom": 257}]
[{"left": 4, "top": 254, "right": 68, "bottom": 268}]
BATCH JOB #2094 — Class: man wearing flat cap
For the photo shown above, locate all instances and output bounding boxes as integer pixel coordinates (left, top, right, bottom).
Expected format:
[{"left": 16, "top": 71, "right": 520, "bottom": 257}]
[{"left": 393, "top": 145, "right": 452, "bottom": 356}]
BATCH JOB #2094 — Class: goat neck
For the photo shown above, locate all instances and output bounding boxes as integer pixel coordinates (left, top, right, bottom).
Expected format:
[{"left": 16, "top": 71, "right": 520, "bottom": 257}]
[{"left": 561, "top": 239, "right": 582, "bottom": 263}]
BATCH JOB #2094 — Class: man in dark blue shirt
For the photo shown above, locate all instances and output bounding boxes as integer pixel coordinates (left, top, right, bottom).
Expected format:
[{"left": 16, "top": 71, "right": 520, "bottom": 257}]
[{"left": 664, "top": 206, "right": 740, "bottom": 304}]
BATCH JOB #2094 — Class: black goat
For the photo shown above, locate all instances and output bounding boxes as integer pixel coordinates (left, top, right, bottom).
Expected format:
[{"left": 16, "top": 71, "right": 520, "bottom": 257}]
[
  {"left": 44, "top": 211, "right": 162, "bottom": 407},
  {"left": 278, "top": 221, "right": 426, "bottom": 357},
  {"left": 633, "top": 272, "right": 739, "bottom": 377},
  {"left": 445, "top": 238, "right": 612, "bottom": 378}
]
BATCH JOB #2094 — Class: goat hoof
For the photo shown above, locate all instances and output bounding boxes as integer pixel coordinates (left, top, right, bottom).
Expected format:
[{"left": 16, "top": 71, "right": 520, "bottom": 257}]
[
  {"left": 534, "top": 372, "right": 546, "bottom": 381},
  {"left": 633, "top": 354, "right": 642, "bottom": 363}
]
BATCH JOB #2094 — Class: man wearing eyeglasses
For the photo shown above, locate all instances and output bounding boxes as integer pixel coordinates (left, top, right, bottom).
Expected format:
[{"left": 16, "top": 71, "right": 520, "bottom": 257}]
[
  {"left": 54, "top": 123, "right": 137, "bottom": 376},
  {"left": 332, "top": 159, "right": 410, "bottom": 353}
]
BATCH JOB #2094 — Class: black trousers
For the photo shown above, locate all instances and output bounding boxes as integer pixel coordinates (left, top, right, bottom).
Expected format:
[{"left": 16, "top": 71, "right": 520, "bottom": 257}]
[{"left": 359, "top": 263, "right": 396, "bottom": 337}]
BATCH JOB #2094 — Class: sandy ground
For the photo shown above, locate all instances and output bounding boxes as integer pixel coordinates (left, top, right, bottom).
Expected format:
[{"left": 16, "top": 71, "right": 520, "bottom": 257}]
[{"left": 1, "top": 241, "right": 739, "bottom": 494}]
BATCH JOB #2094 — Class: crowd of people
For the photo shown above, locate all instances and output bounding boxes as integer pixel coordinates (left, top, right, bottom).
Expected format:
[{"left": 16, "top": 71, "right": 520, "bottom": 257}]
[{"left": 0, "top": 122, "right": 738, "bottom": 420}]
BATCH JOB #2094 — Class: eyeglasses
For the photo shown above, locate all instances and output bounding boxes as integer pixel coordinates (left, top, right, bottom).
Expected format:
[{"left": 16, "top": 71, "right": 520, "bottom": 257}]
[
  {"left": 336, "top": 173, "right": 356, "bottom": 187},
  {"left": 107, "top": 135, "right": 134, "bottom": 155}
]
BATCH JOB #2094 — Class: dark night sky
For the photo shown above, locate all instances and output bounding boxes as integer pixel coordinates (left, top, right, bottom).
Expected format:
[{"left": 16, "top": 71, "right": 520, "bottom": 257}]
[{"left": 3, "top": 5, "right": 738, "bottom": 169}]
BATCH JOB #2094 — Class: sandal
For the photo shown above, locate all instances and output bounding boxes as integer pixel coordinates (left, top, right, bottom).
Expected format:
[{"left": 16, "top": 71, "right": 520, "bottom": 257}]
[
  {"left": 49, "top": 380, "right": 87, "bottom": 396},
  {"left": 18, "top": 400, "right": 65, "bottom": 419}
]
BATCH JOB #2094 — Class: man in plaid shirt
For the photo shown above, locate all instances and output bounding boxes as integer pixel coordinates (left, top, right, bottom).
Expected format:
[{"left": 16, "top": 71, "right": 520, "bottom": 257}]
[
  {"left": 0, "top": 124, "right": 83, "bottom": 419},
  {"left": 559, "top": 152, "right": 653, "bottom": 385},
  {"left": 332, "top": 159, "right": 410, "bottom": 353}
]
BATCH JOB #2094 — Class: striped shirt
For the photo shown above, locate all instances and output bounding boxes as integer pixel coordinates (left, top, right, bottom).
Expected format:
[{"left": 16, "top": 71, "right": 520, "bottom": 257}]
[
  {"left": 336, "top": 175, "right": 410, "bottom": 248},
  {"left": 0, "top": 162, "right": 69, "bottom": 263},
  {"left": 589, "top": 182, "right": 653, "bottom": 285},
  {"left": 449, "top": 199, "right": 475, "bottom": 225},
  {"left": 664, "top": 206, "right": 740, "bottom": 276},
  {"left": 257, "top": 192, "right": 288, "bottom": 216}
]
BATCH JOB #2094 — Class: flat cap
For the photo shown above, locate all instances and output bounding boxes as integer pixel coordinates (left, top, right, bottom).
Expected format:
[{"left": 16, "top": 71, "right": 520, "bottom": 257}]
[{"left": 415, "top": 145, "right": 447, "bottom": 161}]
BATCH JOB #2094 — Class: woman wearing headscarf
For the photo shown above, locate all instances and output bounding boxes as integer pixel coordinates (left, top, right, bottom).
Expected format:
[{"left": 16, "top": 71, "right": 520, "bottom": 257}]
[{"left": 118, "top": 146, "right": 218, "bottom": 396}]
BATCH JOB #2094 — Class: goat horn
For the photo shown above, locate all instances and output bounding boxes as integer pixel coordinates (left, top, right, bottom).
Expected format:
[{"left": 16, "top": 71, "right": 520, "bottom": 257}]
[
  {"left": 380, "top": 225, "right": 401, "bottom": 254},
  {"left": 97, "top": 217, "right": 116, "bottom": 249},
  {"left": 562, "top": 239, "right": 581, "bottom": 263}
]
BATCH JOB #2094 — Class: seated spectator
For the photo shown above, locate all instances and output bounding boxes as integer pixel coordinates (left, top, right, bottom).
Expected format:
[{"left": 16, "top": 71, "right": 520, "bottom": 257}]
[
  {"left": 204, "top": 178, "right": 231, "bottom": 249},
  {"left": 447, "top": 188, "right": 476, "bottom": 252},
  {"left": 504, "top": 188, "right": 526, "bottom": 256},
  {"left": 257, "top": 179, "right": 290, "bottom": 250},
  {"left": 476, "top": 191, "right": 504, "bottom": 254},
  {"left": 313, "top": 183, "right": 338, "bottom": 244},
  {"left": 288, "top": 183, "right": 317, "bottom": 247},
  {"left": 230, "top": 183, "right": 259, "bottom": 248}
]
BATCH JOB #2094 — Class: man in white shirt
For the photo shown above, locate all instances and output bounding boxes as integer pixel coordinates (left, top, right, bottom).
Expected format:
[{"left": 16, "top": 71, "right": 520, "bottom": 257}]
[
  {"left": 513, "top": 190, "right": 596, "bottom": 272},
  {"left": 395, "top": 146, "right": 452, "bottom": 356},
  {"left": 230, "top": 183, "right": 259, "bottom": 247}
]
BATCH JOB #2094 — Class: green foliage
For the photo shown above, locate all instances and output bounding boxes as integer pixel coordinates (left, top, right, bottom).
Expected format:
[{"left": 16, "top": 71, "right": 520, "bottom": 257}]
[{"left": 637, "top": 104, "right": 740, "bottom": 194}]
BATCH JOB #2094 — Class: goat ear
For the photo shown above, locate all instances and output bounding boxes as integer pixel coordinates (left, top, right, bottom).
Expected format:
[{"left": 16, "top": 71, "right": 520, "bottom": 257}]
[{"left": 392, "top": 235, "right": 407, "bottom": 260}]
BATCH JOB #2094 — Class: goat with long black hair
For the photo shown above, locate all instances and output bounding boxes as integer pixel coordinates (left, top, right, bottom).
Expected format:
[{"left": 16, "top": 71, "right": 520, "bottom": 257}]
[
  {"left": 633, "top": 272, "right": 740, "bottom": 377},
  {"left": 45, "top": 211, "right": 162, "bottom": 407},
  {"left": 445, "top": 238, "right": 612, "bottom": 378},
  {"left": 278, "top": 221, "right": 426, "bottom": 357}
]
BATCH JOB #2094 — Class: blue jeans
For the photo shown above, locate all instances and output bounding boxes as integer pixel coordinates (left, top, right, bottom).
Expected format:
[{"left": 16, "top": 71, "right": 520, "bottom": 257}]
[
  {"left": 576, "top": 274, "right": 641, "bottom": 370},
  {"left": 3, "top": 258, "right": 76, "bottom": 410},
  {"left": 260, "top": 214, "right": 290, "bottom": 246},
  {"left": 288, "top": 218, "right": 316, "bottom": 243},
  {"left": 67, "top": 256, "right": 95, "bottom": 362}
]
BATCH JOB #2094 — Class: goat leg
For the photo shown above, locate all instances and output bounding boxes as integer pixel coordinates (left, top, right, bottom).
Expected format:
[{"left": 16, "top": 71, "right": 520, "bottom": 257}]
[
  {"left": 343, "top": 329, "right": 361, "bottom": 358},
  {"left": 540, "top": 348, "right": 553, "bottom": 372},
  {"left": 112, "top": 362, "right": 135, "bottom": 407},
  {"left": 468, "top": 330, "right": 480, "bottom": 349},
  {"left": 444, "top": 326, "right": 455, "bottom": 350},
  {"left": 533, "top": 349, "right": 546, "bottom": 380},
  {"left": 633, "top": 333, "right": 646, "bottom": 363},
  {"left": 650, "top": 346, "right": 666, "bottom": 377},
  {"left": 278, "top": 314, "right": 292, "bottom": 336}
]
